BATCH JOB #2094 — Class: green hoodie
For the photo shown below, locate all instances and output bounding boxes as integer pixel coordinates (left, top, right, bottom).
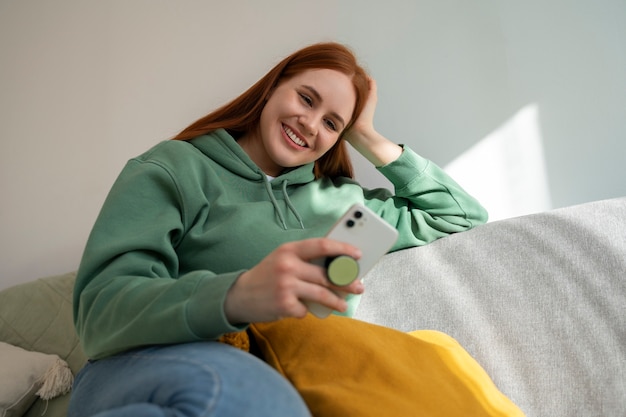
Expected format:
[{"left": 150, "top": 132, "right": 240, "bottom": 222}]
[{"left": 74, "top": 129, "right": 487, "bottom": 359}]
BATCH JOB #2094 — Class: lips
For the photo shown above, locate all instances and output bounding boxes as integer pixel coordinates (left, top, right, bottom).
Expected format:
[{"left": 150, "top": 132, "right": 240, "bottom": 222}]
[{"left": 283, "top": 125, "right": 307, "bottom": 148}]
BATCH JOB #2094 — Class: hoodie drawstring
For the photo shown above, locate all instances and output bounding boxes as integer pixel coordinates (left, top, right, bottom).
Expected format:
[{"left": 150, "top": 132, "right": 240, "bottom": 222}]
[
  {"left": 263, "top": 178, "right": 305, "bottom": 230},
  {"left": 263, "top": 180, "right": 287, "bottom": 229},
  {"left": 282, "top": 180, "right": 305, "bottom": 229}
]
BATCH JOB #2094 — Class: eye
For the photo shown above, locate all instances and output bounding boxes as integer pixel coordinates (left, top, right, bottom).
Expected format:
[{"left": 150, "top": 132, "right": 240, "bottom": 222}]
[
  {"left": 299, "top": 93, "right": 313, "bottom": 107},
  {"left": 324, "top": 118, "right": 338, "bottom": 132}
]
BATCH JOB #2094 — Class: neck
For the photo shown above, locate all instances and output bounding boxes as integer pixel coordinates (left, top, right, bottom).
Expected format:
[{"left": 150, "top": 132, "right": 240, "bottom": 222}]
[{"left": 237, "top": 132, "right": 282, "bottom": 177}]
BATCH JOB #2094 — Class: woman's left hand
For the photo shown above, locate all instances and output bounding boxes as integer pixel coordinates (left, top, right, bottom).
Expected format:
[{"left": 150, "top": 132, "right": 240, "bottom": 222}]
[{"left": 343, "top": 77, "right": 403, "bottom": 167}]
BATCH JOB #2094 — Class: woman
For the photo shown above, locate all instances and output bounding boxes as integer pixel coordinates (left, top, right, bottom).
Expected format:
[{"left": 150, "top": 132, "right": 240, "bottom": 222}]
[{"left": 69, "top": 42, "right": 488, "bottom": 416}]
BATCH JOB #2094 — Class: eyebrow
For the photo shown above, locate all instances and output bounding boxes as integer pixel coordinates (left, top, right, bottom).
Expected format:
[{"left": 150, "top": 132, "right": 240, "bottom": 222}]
[{"left": 302, "top": 85, "right": 347, "bottom": 129}]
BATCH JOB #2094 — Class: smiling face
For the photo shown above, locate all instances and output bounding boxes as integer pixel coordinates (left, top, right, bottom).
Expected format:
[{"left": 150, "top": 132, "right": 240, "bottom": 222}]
[{"left": 238, "top": 69, "right": 356, "bottom": 177}]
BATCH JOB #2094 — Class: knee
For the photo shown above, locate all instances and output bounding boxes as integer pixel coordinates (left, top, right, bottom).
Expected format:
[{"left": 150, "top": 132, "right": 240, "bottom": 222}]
[
  {"left": 161, "top": 342, "right": 310, "bottom": 416},
  {"left": 70, "top": 342, "right": 310, "bottom": 417}
]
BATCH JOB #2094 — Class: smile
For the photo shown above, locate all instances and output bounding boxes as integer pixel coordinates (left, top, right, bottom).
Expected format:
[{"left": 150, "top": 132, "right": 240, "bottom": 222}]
[{"left": 283, "top": 125, "right": 307, "bottom": 148}]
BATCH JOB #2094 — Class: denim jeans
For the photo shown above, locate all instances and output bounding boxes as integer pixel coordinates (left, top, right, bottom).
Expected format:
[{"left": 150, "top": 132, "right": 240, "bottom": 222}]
[{"left": 67, "top": 341, "right": 311, "bottom": 417}]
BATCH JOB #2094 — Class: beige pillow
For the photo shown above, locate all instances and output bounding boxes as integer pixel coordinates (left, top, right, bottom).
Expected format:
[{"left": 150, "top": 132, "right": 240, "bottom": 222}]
[{"left": 0, "top": 342, "right": 73, "bottom": 417}]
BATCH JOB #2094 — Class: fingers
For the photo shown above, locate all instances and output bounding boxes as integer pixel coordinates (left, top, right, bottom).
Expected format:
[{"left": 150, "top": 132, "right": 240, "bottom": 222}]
[
  {"left": 284, "top": 237, "right": 362, "bottom": 263},
  {"left": 367, "top": 76, "right": 378, "bottom": 99},
  {"left": 224, "top": 238, "right": 365, "bottom": 324},
  {"left": 273, "top": 240, "right": 364, "bottom": 296},
  {"left": 280, "top": 238, "right": 365, "bottom": 291},
  {"left": 343, "top": 77, "right": 378, "bottom": 145},
  {"left": 304, "top": 281, "right": 363, "bottom": 313},
  {"left": 284, "top": 239, "right": 366, "bottom": 314}
]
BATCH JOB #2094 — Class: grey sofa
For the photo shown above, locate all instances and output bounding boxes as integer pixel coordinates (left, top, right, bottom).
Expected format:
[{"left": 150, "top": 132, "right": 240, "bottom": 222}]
[
  {"left": 356, "top": 196, "right": 626, "bottom": 416},
  {"left": 1, "top": 197, "right": 624, "bottom": 416}
]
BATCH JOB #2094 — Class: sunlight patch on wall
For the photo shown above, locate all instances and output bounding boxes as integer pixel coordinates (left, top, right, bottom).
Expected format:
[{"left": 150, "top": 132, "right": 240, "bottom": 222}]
[{"left": 444, "top": 104, "right": 552, "bottom": 222}]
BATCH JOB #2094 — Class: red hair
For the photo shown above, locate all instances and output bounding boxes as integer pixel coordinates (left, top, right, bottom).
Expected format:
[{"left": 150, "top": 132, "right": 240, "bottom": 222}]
[{"left": 172, "top": 42, "right": 370, "bottom": 179}]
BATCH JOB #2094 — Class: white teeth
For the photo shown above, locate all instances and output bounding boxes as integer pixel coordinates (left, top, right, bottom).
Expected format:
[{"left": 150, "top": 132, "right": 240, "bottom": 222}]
[{"left": 284, "top": 126, "right": 306, "bottom": 147}]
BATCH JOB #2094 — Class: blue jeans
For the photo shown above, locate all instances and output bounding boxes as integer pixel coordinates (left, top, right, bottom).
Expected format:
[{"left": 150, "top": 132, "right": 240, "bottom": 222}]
[{"left": 68, "top": 341, "right": 311, "bottom": 417}]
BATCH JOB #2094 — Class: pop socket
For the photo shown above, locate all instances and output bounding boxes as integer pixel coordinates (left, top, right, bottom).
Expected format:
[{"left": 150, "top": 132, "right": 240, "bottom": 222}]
[{"left": 325, "top": 255, "right": 359, "bottom": 286}]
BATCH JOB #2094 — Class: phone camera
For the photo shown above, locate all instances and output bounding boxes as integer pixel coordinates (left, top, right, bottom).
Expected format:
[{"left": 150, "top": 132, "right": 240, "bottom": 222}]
[
  {"left": 346, "top": 219, "right": 355, "bottom": 228},
  {"left": 354, "top": 210, "right": 363, "bottom": 219}
]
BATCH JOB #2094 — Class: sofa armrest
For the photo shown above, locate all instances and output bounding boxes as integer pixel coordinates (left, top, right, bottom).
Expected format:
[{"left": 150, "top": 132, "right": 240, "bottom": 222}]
[{"left": 355, "top": 197, "right": 626, "bottom": 417}]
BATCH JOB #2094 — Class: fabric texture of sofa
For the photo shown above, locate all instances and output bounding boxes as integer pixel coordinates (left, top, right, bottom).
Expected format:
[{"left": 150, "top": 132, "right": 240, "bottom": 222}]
[
  {"left": 356, "top": 196, "right": 626, "bottom": 416},
  {"left": 1, "top": 197, "right": 624, "bottom": 416}
]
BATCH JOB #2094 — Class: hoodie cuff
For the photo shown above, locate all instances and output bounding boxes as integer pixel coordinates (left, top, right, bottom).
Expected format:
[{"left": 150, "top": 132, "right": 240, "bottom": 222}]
[
  {"left": 376, "top": 146, "right": 430, "bottom": 190},
  {"left": 186, "top": 270, "right": 248, "bottom": 339}
]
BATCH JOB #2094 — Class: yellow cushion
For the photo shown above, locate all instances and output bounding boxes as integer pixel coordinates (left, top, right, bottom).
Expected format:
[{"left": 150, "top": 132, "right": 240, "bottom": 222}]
[{"left": 250, "top": 315, "right": 524, "bottom": 416}]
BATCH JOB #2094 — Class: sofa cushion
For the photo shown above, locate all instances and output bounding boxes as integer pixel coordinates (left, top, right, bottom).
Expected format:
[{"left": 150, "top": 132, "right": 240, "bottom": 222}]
[
  {"left": 0, "top": 271, "right": 87, "bottom": 417},
  {"left": 354, "top": 197, "right": 626, "bottom": 417}
]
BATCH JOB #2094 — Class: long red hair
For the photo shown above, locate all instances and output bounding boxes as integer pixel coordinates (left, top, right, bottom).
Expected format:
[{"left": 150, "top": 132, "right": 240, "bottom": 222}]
[{"left": 172, "top": 42, "right": 370, "bottom": 179}]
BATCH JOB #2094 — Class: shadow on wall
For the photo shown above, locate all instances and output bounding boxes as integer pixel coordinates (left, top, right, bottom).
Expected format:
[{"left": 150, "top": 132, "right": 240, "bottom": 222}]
[{"left": 444, "top": 104, "right": 552, "bottom": 222}]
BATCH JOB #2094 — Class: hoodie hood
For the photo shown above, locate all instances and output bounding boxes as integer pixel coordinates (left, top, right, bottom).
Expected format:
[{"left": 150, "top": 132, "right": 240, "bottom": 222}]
[{"left": 189, "top": 129, "right": 315, "bottom": 229}]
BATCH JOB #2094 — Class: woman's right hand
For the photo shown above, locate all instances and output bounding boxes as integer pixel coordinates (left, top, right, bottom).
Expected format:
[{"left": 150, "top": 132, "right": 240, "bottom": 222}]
[{"left": 223, "top": 238, "right": 364, "bottom": 324}]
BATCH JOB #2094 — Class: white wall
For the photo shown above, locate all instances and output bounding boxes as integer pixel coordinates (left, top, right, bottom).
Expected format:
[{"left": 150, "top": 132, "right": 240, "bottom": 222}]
[{"left": 1, "top": 0, "right": 624, "bottom": 289}]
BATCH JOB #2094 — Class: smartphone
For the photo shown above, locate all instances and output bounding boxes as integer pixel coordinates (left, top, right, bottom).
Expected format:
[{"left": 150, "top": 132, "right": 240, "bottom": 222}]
[{"left": 306, "top": 203, "right": 399, "bottom": 318}]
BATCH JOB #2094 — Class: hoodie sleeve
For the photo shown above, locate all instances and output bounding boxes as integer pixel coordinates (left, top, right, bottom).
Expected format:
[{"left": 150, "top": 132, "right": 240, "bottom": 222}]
[
  {"left": 73, "top": 157, "right": 245, "bottom": 360},
  {"left": 363, "top": 146, "right": 488, "bottom": 250}
]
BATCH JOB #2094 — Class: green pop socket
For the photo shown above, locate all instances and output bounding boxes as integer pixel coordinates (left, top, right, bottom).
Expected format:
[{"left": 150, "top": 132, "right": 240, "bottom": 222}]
[{"left": 326, "top": 255, "right": 359, "bottom": 286}]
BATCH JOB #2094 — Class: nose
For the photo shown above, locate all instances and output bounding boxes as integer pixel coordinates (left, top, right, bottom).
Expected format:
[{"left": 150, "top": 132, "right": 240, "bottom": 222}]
[{"left": 298, "top": 113, "right": 318, "bottom": 137}]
